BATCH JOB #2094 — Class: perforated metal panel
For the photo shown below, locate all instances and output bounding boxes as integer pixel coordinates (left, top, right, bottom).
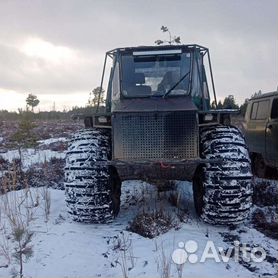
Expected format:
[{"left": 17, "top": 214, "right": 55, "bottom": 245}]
[{"left": 113, "top": 111, "right": 198, "bottom": 160}]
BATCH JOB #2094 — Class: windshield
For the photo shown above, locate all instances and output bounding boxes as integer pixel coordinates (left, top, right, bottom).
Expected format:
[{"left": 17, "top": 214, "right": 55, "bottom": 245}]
[{"left": 121, "top": 53, "right": 191, "bottom": 97}]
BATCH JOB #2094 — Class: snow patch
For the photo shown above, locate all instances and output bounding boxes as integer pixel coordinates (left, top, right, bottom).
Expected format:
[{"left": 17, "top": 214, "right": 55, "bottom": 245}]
[
  {"left": 38, "top": 137, "right": 67, "bottom": 145},
  {"left": 0, "top": 149, "right": 65, "bottom": 171}
]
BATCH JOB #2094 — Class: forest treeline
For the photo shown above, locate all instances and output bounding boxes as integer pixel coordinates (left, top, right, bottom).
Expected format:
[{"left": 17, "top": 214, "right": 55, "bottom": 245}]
[{"left": 1, "top": 89, "right": 260, "bottom": 121}]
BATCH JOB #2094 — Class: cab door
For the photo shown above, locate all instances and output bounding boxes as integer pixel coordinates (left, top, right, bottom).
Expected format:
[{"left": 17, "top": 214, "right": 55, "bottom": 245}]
[
  {"left": 266, "top": 98, "right": 278, "bottom": 168},
  {"left": 246, "top": 100, "right": 269, "bottom": 156}
]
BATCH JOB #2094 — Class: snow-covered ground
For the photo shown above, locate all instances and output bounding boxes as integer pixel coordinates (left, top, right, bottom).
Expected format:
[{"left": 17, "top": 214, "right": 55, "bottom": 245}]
[
  {"left": 0, "top": 137, "right": 66, "bottom": 171},
  {"left": 0, "top": 136, "right": 277, "bottom": 277},
  {"left": 1, "top": 149, "right": 65, "bottom": 171},
  {"left": 0, "top": 181, "right": 277, "bottom": 278},
  {"left": 38, "top": 137, "right": 67, "bottom": 146}
]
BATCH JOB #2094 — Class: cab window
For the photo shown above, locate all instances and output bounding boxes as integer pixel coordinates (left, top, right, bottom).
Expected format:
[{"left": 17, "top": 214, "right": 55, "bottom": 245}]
[
  {"left": 112, "top": 61, "right": 120, "bottom": 100},
  {"left": 121, "top": 53, "right": 191, "bottom": 97}
]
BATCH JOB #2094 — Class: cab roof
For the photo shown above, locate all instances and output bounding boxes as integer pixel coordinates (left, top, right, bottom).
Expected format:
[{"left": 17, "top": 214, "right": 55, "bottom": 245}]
[
  {"left": 107, "top": 44, "right": 209, "bottom": 56},
  {"left": 250, "top": 91, "right": 278, "bottom": 100}
]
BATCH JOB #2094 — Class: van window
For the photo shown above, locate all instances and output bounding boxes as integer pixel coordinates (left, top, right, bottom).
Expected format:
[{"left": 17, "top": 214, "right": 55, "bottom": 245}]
[
  {"left": 251, "top": 100, "right": 269, "bottom": 120},
  {"left": 256, "top": 100, "right": 270, "bottom": 119},
  {"left": 271, "top": 98, "right": 278, "bottom": 119},
  {"left": 250, "top": 102, "right": 258, "bottom": 120}
]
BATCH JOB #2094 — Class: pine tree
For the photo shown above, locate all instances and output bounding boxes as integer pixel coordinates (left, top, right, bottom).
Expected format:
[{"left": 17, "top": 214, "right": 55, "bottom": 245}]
[
  {"left": 88, "top": 87, "right": 105, "bottom": 107},
  {"left": 12, "top": 226, "right": 33, "bottom": 278},
  {"left": 240, "top": 98, "right": 249, "bottom": 116},
  {"left": 10, "top": 115, "right": 38, "bottom": 170},
  {"left": 26, "top": 94, "right": 40, "bottom": 112},
  {"left": 217, "top": 100, "right": 223, "bottom": 109},
  {"left": 222, "top": 95, "right": 239, "bottom": 109}
]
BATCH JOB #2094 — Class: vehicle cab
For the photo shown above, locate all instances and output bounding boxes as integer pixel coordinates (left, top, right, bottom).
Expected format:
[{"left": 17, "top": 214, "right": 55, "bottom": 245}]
[{"left": 243, "top": 91, "right": 278, "bottom": 176}]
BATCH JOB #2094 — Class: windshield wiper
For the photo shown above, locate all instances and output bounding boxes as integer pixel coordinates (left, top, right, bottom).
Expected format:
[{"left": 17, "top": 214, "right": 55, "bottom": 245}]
[{"left": 163, "top": 71, "right": 190, "bottom": 98}]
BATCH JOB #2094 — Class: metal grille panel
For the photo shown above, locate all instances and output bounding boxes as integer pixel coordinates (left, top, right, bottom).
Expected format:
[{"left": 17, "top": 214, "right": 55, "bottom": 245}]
[{"left": 113, "top": 111, "right": 198, "bottom": 160}]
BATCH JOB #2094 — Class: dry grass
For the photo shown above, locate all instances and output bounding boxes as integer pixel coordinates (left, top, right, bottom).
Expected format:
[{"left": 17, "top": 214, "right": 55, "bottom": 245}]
[
  {"left": 0, "top": 167, "right": 51, "bottom": 275},
  {"left": 252, "top": 179, "right": 278, "bottom": 207},
  {"left": 111, "top": 232, "right": 135, "bottom": 278},
  {"left": 251, "top": 208, "right": 278, "bottom": 240},
  {"left": 40, "top": 186, "right": 51, "bottom": 222},
  {"left": 156, "top": 243, "right": 172, "bottom": 278},
  {"left": 251, "top": 179, "right": 278, "bottom": 239},
  {"left": 0, "top": 157, "right": 65, "bottom": 195},
  {"left": 128, "top": 209, "right": 177, "bottom": 239}
]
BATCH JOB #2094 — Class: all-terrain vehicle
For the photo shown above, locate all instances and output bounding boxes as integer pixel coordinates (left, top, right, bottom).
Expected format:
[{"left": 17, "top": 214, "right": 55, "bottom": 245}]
[
  {"left": 243, "top": 91, "right": 278, "bottom": 177},
  {"left": 64, "top": 44, "right": 253, "bottom": 225}
]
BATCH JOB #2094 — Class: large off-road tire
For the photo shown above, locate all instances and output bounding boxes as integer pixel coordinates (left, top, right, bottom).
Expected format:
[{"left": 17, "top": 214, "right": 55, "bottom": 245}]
[
  {"left": 64, "top": 129, "right": 121, "bottom": 223},
  {"left": 193, "top": 125, "right": 253, "bottom": 225}
]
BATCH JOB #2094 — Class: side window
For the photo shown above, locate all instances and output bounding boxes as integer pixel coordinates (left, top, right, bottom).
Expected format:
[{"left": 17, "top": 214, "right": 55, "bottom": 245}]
[
  {"left": 112, "top": 62, "right": 120, "bottom": 100},
  {"left": 256, "top": 100, "right": 270, "bottom": 120},
  {"left": 245, "top": 102, "right": 251, "bottom": 121},
  {"left": 250, "top": 102, "right": 258, "bottom": 120},
  {"left": 271, "top": 98, "right": 278, "bottom": 119},
  {"left": 250, "top": 100, "right": 270, "bottom": 120}
]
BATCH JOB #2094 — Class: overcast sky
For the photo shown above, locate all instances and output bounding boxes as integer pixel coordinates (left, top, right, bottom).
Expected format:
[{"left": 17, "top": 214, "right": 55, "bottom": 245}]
[{"left": 0, "top": 0, "right": 277, "bottom": 111}]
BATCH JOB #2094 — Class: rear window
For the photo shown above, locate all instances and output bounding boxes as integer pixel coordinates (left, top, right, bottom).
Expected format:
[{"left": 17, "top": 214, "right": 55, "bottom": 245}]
[
  {"left": 250, "top": 100, "right": 269, "bottom": 120},
  {"left": 271, "top": 98, "right": 278, "bottom": 119}
]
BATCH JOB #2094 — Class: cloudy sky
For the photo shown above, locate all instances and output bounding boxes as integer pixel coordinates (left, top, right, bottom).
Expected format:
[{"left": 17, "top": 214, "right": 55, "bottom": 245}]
[{"left": 0, "top": 0, "right": 277, "bottom": 111}]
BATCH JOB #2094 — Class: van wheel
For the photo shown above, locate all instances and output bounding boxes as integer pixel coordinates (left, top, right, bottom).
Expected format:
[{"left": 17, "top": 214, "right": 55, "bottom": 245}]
[{"left": 253, "top": 154, "right": 267, "bottom": 178}]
